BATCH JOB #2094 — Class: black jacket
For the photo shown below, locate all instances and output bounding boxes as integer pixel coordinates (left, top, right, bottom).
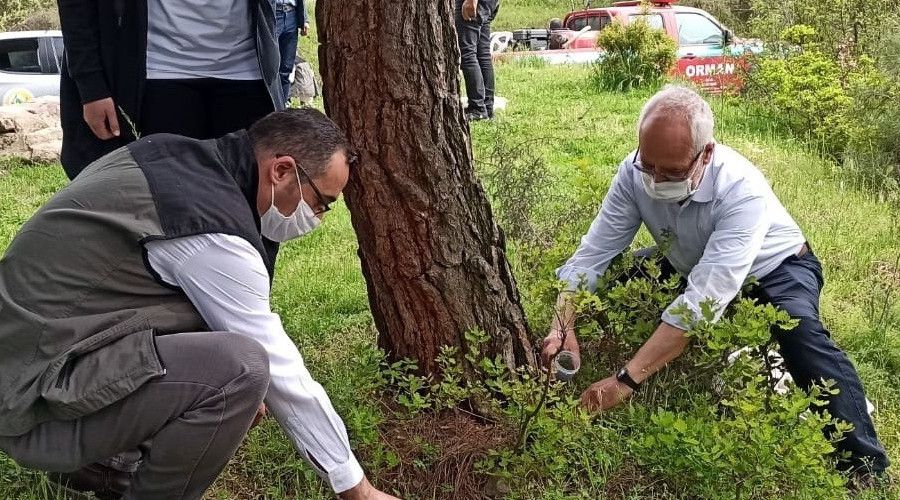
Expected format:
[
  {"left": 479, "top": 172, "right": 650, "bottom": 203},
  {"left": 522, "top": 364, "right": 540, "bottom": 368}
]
[{"left": 57, "top": 0, "right": 283, "bottom": 179}]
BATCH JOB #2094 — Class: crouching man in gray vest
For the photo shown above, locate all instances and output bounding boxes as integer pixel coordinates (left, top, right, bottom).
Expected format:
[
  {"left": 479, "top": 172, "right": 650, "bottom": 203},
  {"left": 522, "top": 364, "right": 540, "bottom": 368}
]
[{"left": 0, "top": 109, "right": 398, "bottom": 500}]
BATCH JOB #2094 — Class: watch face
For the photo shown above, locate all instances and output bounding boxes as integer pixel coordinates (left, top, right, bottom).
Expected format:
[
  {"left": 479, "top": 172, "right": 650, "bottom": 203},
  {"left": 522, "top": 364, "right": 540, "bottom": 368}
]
[{"left": 617, "top": 368, "right": 639, "bottom": 390}]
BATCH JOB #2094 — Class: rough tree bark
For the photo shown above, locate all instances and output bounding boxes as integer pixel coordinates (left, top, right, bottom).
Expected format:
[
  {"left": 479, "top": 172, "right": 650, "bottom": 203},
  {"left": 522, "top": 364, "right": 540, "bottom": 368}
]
[{"left": 317, "top": 0, "right": 534, "bottom": 374}]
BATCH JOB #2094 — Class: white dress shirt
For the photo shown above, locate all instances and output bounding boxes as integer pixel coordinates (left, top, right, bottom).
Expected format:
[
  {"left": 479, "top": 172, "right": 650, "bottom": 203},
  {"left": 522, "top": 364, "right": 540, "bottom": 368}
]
[
  {"left": 145, "top": 234, "right": 363, "bottom": 493},
  {"left": 557, "top": 144, "right": 806, "bottom": 330}
]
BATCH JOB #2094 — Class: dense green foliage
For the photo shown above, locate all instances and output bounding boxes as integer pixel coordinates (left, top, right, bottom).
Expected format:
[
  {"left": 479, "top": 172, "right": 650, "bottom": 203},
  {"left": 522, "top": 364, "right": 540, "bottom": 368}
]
[
  {"left": 592, "top": 17, "right": 678, "bottom": 91},
  {"left": 375, "top": 254, "right": 852, "bottom": 498},
  {"left": 684, "top": 0, "right": 900, "bottom": 58},
  {"left": 0, "top": 0, "right": 56, "bottom": 30},
  {"left": 0, "top": 0, "right": 898, "bottom": 497},
  {"left": 744, "top": 25, "right": 900, "bottom": 201}
]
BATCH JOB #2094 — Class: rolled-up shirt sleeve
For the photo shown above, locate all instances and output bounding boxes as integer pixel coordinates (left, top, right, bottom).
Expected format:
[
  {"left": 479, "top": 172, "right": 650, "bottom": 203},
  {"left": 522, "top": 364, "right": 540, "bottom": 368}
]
[
  {"left": 661, "top": 193, "right": 769, "bottom": 330},
  {"left": 145, "top": 234, "right": 364, "bottom": 493},
  {"left": 556, "top": 162, "right": 642, "bottom": 291}
]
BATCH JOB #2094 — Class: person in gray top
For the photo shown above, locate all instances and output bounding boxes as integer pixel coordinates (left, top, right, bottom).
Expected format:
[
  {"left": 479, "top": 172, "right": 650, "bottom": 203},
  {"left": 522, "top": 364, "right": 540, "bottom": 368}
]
[{"left": 57, "top": 0, "right": 282, "bottom": 180}]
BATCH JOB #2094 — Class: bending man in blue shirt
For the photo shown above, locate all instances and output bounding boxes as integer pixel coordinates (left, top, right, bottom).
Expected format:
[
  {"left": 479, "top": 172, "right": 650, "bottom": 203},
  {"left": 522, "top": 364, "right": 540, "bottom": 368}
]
[{"left": 542, "top": 86, "right": 889, "bottom": 480}]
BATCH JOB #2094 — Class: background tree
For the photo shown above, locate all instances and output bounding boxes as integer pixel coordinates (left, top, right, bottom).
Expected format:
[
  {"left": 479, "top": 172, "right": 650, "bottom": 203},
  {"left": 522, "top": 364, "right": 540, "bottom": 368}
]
[{"left": 316, "top": 0, "right": 534, "bottom": 374}]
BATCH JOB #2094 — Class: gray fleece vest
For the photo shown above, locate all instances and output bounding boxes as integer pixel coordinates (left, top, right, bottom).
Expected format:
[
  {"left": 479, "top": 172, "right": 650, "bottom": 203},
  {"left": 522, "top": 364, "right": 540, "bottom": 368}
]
[{"left": 0, "top": 131, "right": 276, "bottom": 436}]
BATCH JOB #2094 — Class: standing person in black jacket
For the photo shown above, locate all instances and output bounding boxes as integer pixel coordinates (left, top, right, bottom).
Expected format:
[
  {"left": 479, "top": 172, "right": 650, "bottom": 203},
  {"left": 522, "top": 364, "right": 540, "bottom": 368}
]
[
  {"left": 57, "top": 0, "right": 283, "bottom": 180},
  {"left": 456, "top": 0, "right": 500, "bottom": 121}
]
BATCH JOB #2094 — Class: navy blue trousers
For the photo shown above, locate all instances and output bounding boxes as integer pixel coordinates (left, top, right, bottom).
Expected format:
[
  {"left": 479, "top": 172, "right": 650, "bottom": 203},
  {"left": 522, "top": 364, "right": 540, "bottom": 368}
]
[
  {"left": 639, "top": 248, "right": 889, "bottom": 473},
  {"left": 748, "top": 250, "right": 888, "bottom": 473}
]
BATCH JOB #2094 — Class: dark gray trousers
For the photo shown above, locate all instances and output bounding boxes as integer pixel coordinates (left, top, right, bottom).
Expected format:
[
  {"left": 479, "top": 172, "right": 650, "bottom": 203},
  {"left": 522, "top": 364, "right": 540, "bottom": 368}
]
[
  {"left": 456, "top": 0, "right": 499, "bottom": 116},
  {"left": 0, "top": 332, "right": 270, "bottom": 499}
]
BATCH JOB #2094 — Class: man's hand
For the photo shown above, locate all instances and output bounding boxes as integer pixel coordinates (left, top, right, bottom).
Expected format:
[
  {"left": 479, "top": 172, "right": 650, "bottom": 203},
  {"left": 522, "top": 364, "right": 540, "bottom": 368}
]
[
  {"left": 251, "top": 403, "right": 267, "bottom": 428},
  {"left": 339, "top": 477, "right": 400, "bottom": 500},
  {"left": 301, "top": 22, "right": 310, "bottom": 36},
  {"left": 461, "top": 0, "right": 477, "bottom": 21},
  {"left": 541, "top": 328, "right": 580, "bottom": 368},
  {"left": 82, "top": 97, "right": 120, "bottom": 140},
  {"left": 580, "top": 376, "right": 633, "bottom": 412}
]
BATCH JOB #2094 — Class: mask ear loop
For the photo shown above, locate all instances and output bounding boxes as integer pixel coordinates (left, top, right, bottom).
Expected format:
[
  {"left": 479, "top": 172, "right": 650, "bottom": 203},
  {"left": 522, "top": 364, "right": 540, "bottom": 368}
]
[
  {"left": 269, "top": 166, "right": 307, "bottom": 218},
  {"left": 293, "top": 166, "right": 305, "bottom": 204}
]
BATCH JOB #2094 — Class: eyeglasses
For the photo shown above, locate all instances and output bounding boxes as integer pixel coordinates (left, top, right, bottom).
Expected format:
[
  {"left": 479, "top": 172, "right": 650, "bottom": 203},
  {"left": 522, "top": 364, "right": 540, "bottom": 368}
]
[
  {"left": 632, "top": 147, "right": 705, "bottom": 182},
  {"left": 276, "top": 153, "right": 334, "bottom": 215}
]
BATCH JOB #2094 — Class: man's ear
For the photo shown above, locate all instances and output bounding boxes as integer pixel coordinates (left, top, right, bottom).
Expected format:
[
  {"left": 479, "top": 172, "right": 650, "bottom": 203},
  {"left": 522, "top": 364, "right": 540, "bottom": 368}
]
[
  {"left": 270, "top": 155, "right": 298, "bottom": 185},
  {"left": 702, "top": 142, "right": 715, "bottom": 164}
]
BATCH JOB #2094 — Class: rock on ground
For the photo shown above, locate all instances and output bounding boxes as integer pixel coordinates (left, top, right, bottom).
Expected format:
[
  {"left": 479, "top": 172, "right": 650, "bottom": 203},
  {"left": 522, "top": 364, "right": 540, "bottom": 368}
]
[{"left": 0, "top": 96, "right": 62, "bottom": 164}]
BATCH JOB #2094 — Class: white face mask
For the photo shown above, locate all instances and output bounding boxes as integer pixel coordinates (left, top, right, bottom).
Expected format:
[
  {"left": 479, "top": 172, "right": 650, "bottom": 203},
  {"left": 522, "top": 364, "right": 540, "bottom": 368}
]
[
  {"left": 260, "top": 167, "right": 321, "bottom": 242},
  {"left": 640, "top": 172, "right": 698, "bottom": 202}
]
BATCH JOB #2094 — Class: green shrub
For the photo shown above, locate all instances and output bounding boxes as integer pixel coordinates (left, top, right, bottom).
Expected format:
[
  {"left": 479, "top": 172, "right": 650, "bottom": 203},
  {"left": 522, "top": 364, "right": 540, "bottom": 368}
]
[
  {"left": 744, "top": 24, "right": 900, "bottom": 198},
  {"left": 376, "top": 253, "right": 851, "bottom": 498},
  {"left": 633, "top": 386, "right": 848, "bottom": 500},
  {"left": 0, "top": 0, "right": 54, "bottom": 30},
  {"left": 842, "top": 23, "right": 900, "bottom": 201},
  {"left": 744, "top": 42, "right": 853, "bottom": 157},
  {"left": 746, "top": 0, "right": 900, "bottom": 58},
  {"left": 876, "top": 18, "right": 900, "bottom": 80},
  {"left": 475, "top": 125, "right": 610, "bottom": 330},
  {"left": 591, "top": 17, "right": 677, "bottom": 92},
  {"left": 843, "top": 61, "right": 900, "bottom": 199}
]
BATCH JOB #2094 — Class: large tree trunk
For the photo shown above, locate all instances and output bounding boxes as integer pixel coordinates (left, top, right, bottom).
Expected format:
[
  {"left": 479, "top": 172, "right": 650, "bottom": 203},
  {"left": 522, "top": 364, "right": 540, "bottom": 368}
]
[{"left": 317, "top": 0, "right": 534, "bottom": 374}]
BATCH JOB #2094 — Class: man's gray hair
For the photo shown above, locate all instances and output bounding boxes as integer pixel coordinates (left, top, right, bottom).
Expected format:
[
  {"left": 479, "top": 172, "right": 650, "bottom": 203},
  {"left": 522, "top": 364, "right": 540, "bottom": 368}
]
[{"left": 637, "top": 85, "right": 715, "bottom": 153}]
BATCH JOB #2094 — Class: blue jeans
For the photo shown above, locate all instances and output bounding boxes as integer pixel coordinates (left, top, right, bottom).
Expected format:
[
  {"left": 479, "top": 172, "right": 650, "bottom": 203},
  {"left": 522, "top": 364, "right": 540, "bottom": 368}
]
[
  {"left": 275, "top": 7, "right": 299, "bottom": 106},
  {"left": 635, "top": 247, "right": 889, "bottom": 474}
]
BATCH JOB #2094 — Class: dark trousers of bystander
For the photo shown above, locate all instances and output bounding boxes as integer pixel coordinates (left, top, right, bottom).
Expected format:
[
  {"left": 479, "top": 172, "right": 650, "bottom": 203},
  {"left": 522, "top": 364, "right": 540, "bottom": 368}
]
[
  {"left": 140, "top": 78, "right": 274, "bottom": 140},
  {"left": 455, "top": 0, "right": 499, "bottom": 117}
]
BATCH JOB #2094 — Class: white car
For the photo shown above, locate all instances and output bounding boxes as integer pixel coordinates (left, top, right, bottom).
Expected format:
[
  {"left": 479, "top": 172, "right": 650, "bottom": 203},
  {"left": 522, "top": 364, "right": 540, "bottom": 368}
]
[{"left": 0, "top": 30, "right": 63, "bottom": 105}]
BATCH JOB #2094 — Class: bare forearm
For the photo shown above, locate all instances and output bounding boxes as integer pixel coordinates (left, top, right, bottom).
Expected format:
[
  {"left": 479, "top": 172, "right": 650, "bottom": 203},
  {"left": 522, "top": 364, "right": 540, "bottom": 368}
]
[
  {"left": 551, "top": 293, "right": 579, "bottom": 349},
  {"left": 624, "top": 321, "right": 690, "bottom": 383}
]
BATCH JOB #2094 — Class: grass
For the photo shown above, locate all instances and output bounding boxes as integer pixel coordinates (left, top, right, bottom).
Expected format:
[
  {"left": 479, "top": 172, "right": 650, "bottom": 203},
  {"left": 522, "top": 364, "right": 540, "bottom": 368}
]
[{"left": 2, "top": 9, "right": 900, "bottom": 500}]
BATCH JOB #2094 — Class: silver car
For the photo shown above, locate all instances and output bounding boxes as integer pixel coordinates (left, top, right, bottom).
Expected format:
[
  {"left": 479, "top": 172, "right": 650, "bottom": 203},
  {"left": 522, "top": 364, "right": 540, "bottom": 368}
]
[{"left": 0, "top": 30, "right": 63, "bottom": 105}]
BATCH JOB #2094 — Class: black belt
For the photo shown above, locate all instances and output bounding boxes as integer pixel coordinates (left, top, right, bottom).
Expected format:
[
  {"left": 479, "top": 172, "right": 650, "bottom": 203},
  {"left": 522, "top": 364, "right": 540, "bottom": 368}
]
[{"left": 276, "top": 4, "right": 296, "bottom": 12}]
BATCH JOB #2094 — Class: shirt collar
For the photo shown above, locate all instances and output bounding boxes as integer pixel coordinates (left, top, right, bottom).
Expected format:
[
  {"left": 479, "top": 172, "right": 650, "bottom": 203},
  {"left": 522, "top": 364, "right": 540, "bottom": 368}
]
[
  {"left": 687, "top": 145, "right": 719, "bottom": 203},
  {"left": 213, "top": 129, "right": 281, "bottom": 278}
]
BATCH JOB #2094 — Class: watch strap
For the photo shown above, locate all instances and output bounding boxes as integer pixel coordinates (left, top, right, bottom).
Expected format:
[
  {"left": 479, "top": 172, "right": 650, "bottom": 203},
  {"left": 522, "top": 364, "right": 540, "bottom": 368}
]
[{"left": 616, "top": 367, "right": 641, "bottom": 391}]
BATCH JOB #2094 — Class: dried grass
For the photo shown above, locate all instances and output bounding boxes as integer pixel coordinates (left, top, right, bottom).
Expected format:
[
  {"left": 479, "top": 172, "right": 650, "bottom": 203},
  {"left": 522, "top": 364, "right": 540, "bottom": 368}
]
[{"left": 371, "top": 408, "right": 516, "bottom": 500}]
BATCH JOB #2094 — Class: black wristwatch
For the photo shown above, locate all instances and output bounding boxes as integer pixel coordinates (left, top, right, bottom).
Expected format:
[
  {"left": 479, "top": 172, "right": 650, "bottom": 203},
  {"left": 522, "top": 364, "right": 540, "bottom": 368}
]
[{"left": 616, "top": 367, "right": 641, "bottom": 392}]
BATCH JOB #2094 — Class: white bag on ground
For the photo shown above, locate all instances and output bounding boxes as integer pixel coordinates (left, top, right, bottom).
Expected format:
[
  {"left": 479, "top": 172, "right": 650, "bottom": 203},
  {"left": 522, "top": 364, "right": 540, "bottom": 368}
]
[{"left": 726, "top": 347, "right": 875, "bottom": 415}]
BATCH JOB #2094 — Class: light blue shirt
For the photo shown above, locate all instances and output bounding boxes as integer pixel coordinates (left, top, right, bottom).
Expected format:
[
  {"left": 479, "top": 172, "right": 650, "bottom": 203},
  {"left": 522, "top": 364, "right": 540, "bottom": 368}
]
[{"left": 557, "top": 144, "right": 806, "bottom": 330}]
